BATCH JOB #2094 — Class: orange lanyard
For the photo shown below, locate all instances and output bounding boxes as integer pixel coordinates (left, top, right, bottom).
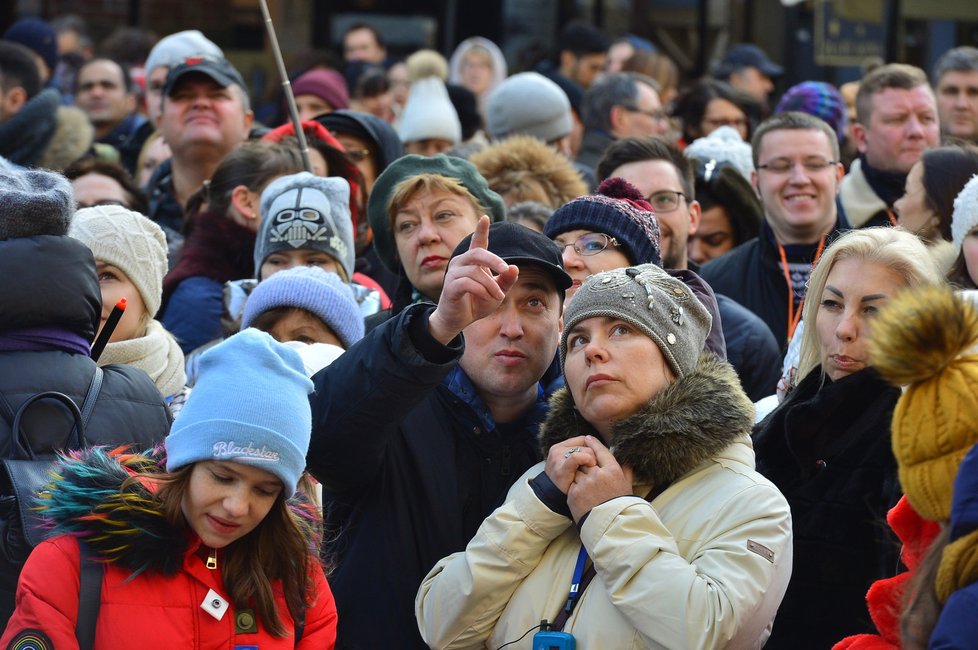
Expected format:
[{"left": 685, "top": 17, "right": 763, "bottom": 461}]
[{"left": 777, "top": 235, "right": 827, "bottom": 343}]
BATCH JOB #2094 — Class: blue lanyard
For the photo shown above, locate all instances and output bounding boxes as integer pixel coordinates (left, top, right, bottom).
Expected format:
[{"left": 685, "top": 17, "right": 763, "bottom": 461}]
[{"left": 563, "top": 546, "right": 589, "bottom": 615}]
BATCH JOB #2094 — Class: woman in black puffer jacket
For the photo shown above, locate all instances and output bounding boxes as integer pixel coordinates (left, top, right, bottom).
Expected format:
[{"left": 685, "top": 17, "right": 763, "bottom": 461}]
[{"left": 0, "top": 165, "right": 172, "bottom": 627}]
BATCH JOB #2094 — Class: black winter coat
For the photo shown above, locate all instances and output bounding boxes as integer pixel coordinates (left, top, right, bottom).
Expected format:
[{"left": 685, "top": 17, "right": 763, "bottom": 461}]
[
  {"left": 700, "top": 219, "right": 848, "bottom": 351},
  {"left": 308, "top": 304, "right": 547, "bottom": 650},
  {"left": 752, "top": 367, "right": 902, "bottom": 649},
  {"left": 0, "top": 236, "right": 172, "bottom": 625}
]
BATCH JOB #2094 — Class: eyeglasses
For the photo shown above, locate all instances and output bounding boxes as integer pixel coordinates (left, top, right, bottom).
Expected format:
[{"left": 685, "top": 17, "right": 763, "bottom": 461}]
[
  {"left": 622, "top": 105, "right": 669, "bottom": 122},
  {"left": 703, "top": 117, "right": 748, "bottom": 129},
  {"left": 554, "top": 233, "right": 620, "bottom": 256},
  {"left": 343, "top": 148, "right": 372, "bottom": 162},
  {"left": 645, "top": 190, "right": 687, "bottom": 213},
  {"left": 756, "top": 158, "right": 839, "bottom": 174}
]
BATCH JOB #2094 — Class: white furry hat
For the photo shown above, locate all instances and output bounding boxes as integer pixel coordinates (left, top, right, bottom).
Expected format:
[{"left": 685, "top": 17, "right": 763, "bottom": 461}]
[
  {"left": 684, "top": 126, "right": 755, "bottom": 182},
  {"left": 952, "top": 174, "right": 978, "bottom": 252}
]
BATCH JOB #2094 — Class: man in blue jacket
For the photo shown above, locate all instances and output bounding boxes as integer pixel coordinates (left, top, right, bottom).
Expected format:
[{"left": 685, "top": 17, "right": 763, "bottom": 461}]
[{"left": 308, "top": 217, "right": 571, "bottom": 649}]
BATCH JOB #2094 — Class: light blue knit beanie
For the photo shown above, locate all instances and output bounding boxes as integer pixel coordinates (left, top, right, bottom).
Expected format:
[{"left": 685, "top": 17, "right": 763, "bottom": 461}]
[
  {"left": 166, "top": 328, "right": 313, "bottom": 496},
  {"left": 240, "top": 266, "right": 365, "bottom": 349}
]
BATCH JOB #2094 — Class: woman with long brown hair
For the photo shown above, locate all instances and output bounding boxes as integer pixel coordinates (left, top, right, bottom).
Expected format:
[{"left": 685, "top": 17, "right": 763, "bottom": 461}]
[{"left": 0, "top": 330, "right": 337, "bottom": 649}]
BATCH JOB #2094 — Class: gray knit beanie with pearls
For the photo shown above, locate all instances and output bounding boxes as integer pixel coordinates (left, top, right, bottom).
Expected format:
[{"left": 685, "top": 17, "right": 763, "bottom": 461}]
[{"left": 560, "top": 264, "right": 712, "bottom": 378}]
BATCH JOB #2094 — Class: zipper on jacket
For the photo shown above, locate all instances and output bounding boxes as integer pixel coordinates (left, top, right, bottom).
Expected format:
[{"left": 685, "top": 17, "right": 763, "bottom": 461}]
[{"left": 206, "top": 547, "right": 217, "bottom": 569}]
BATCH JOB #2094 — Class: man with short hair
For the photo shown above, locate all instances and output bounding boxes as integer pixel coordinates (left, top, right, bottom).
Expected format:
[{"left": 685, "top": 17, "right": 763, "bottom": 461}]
[
  {"left": 700, "top": 112, "right": 848, "bottom": 351},
  {"left": 576, "top": 72, "right": 670, "bottom": 174},
  {"left": 74, "top": 58, "right": 146, "bottom": 171},
  {"left": 839, "top": 63, "right": 940, "bottom": 229},
  {"left": 933, "top": 46, "right": 978, "bottom": 144},
  {"left": 597, "top": 136, "right": 782, "bottom": 398},
  {"left": 143, "top": 30, "right": 224, "bottom": 129},
  {"left": 308, "top": 218, "right": 570, "bottom": 649},
  {"left": 554, "top": 20, "right": 609, "bottom": 90},
  {"left": 146, "top": 55, "right": 253, "bottom": 242},
  {"left": 714, "top": 43, "right": 783, "bottom": 107},
  {"left": 342, "top": 23, "right": 387, "bottom": 66},
  {"left": 0, "top": 41, "right": 93, "bottom": 170}
]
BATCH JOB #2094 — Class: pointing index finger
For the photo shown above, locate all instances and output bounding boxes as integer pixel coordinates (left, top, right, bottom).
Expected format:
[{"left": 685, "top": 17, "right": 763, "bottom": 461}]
[{"left": 468, "top": 215, "right": 491, "bottom": 252}]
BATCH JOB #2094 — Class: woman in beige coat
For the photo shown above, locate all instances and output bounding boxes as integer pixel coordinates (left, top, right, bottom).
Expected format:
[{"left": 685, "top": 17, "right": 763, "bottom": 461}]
[{"left": 417, "top": 264, "right": 793, "bottom": 649}]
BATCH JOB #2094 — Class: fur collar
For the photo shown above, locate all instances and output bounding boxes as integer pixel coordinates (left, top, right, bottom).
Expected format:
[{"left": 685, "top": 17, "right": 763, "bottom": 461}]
[
  {"left": 539, "top": 354, "right": 754, "bottom": 486},
  {"left": 38, "top": 447, "right": 320, "bottom": 576},
  {"left": 37, "top": 105, "right": 94, "bottom": 172}
]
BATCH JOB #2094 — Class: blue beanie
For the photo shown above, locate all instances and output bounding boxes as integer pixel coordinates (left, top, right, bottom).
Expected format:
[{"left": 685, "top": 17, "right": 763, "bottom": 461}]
[
  {"left": 166, "top": 329, "right": 313, "bottom": 497},
  {"left": 775, "top": 81, "right": 848, "bottom": 143},
  {"left": 544, "top": 178, "right": 661, "bottom": 266},
  {"left": 240, "top": 266, "right": 365, "bottom": 349},
  {"left": 3, "top": 18, "right": 58, "bottom": 73}
]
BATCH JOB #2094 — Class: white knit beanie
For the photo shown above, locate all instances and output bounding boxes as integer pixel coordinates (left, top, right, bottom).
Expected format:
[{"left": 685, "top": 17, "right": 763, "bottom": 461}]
[
  {"left": 398, "top": 77, "right": 462, "bottom": 145},
  {"left": 69, "top": 206, "right": 168, "bottom": 317},
  {"left": 684, "top": 126, "right": 755, "bottom": 182},
  {"left": 952, "top": 174, "right": 978, "bottom": 252}
]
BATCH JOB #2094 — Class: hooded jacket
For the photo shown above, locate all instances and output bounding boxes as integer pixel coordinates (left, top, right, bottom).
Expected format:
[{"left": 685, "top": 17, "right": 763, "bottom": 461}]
[
  {"left": 0, "top": 236, "right": 172, "bottom": 625},
  {"left": 0, "top": 448, "right": 338, "bottom": 650},
  {"left": 417, "top": 355, "right": 793, "bottom": 650}
]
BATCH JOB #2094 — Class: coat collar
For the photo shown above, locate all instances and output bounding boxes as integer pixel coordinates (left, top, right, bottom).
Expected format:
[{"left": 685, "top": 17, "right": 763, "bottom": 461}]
[{"left": 539, "top": 354, "right": 755, "bottom": 487}]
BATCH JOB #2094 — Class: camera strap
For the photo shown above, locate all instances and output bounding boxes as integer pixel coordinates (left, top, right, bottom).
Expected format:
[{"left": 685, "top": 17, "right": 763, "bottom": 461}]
[{"left": 551, "top": 546, "right": 594, "bottom": 632}]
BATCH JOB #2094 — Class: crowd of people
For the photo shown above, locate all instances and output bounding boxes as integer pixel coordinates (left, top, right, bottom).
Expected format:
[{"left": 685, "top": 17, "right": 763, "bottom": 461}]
[{"left": 0, "top": 10, "right": 977, "bottom": 649}]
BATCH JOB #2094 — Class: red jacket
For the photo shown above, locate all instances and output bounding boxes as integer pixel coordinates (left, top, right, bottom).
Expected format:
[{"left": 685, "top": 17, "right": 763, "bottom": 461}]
[{"left": 1, "top": 533, "right": 336, "bottom": 650}]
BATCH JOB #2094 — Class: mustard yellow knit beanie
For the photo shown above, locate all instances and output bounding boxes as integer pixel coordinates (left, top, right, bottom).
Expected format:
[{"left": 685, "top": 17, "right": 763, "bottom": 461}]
[{"left": 869, "top": 285, "right": 978, "bottom": 522}]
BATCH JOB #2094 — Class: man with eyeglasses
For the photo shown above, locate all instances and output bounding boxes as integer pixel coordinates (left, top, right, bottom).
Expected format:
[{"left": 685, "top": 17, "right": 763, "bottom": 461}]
[
  {"left": 700, "top": 111, "right": 849, "bottom": 351},
  {"left": 576, "top": 72, "right": 670, "bottom": 181},
  {"left": 839, "top": 63, "right": 940, "bottom": 229},
  {"left": 595, "top": 136, "right": 782, "bottom": 399}
]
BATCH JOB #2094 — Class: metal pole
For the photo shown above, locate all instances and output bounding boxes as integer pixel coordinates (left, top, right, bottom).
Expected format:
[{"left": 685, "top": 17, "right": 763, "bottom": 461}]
[{"left": 259, "top": 0, "right": 313, "bottom": 173}]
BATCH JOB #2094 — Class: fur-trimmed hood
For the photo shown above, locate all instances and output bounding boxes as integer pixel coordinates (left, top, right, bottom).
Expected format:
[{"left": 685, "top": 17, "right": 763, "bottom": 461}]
[
  {"left": 37, "top": 105, "right": 94, "bottom": 172},
  {"left": 539, "top": 353, "right": 755, "bottom": 486},
  {"left": 37, "top": 447, "right": 321, "bottom": 577}
]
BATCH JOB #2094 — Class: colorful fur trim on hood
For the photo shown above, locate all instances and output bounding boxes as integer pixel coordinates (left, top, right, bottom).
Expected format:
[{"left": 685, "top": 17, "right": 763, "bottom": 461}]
[
  {"left": 539, "top": 353, "right": 754, "bottom": 486},
  {"left": 35, "top": 447, "right": 322, "bottom": 577}
]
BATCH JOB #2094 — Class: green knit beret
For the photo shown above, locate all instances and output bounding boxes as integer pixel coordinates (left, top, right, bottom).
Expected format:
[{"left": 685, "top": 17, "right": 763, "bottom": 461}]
[{"left": 366, "top": 154, "right": 507, "bottom": 273}]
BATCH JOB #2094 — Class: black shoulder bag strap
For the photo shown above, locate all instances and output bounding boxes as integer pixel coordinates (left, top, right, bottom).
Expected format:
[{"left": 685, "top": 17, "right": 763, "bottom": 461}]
[
  {"left": 77, "top": 367, "right": 103, "bottom": 435},
  {"left": 76, "top": 540, "right": 103, "bottom": 650}
]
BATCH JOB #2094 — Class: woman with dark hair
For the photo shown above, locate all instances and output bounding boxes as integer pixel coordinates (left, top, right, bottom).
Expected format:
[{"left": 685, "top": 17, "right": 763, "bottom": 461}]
[
  {"left": 894, "top": 144, "right": 978, "bottom": 274},
  {"left": 0, "top": 330, "right": 337, "bottom": 649},
  {"left": 63, "top": 157, "right": 149, "bottom": 214},
  {"left": 672, "top": 78, "right": 757, "bottom": 146}
]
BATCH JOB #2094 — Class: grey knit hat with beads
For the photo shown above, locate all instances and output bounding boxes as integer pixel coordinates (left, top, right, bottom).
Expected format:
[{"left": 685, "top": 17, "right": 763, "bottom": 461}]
[{"left": 560, "top": 264, "right": 712, "bottom": 378}]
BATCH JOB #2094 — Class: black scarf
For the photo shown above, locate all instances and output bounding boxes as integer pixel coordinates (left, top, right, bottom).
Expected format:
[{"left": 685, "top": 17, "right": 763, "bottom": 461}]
[{"left": 859, "top": 155, "right": 907, "bottom": 208}]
